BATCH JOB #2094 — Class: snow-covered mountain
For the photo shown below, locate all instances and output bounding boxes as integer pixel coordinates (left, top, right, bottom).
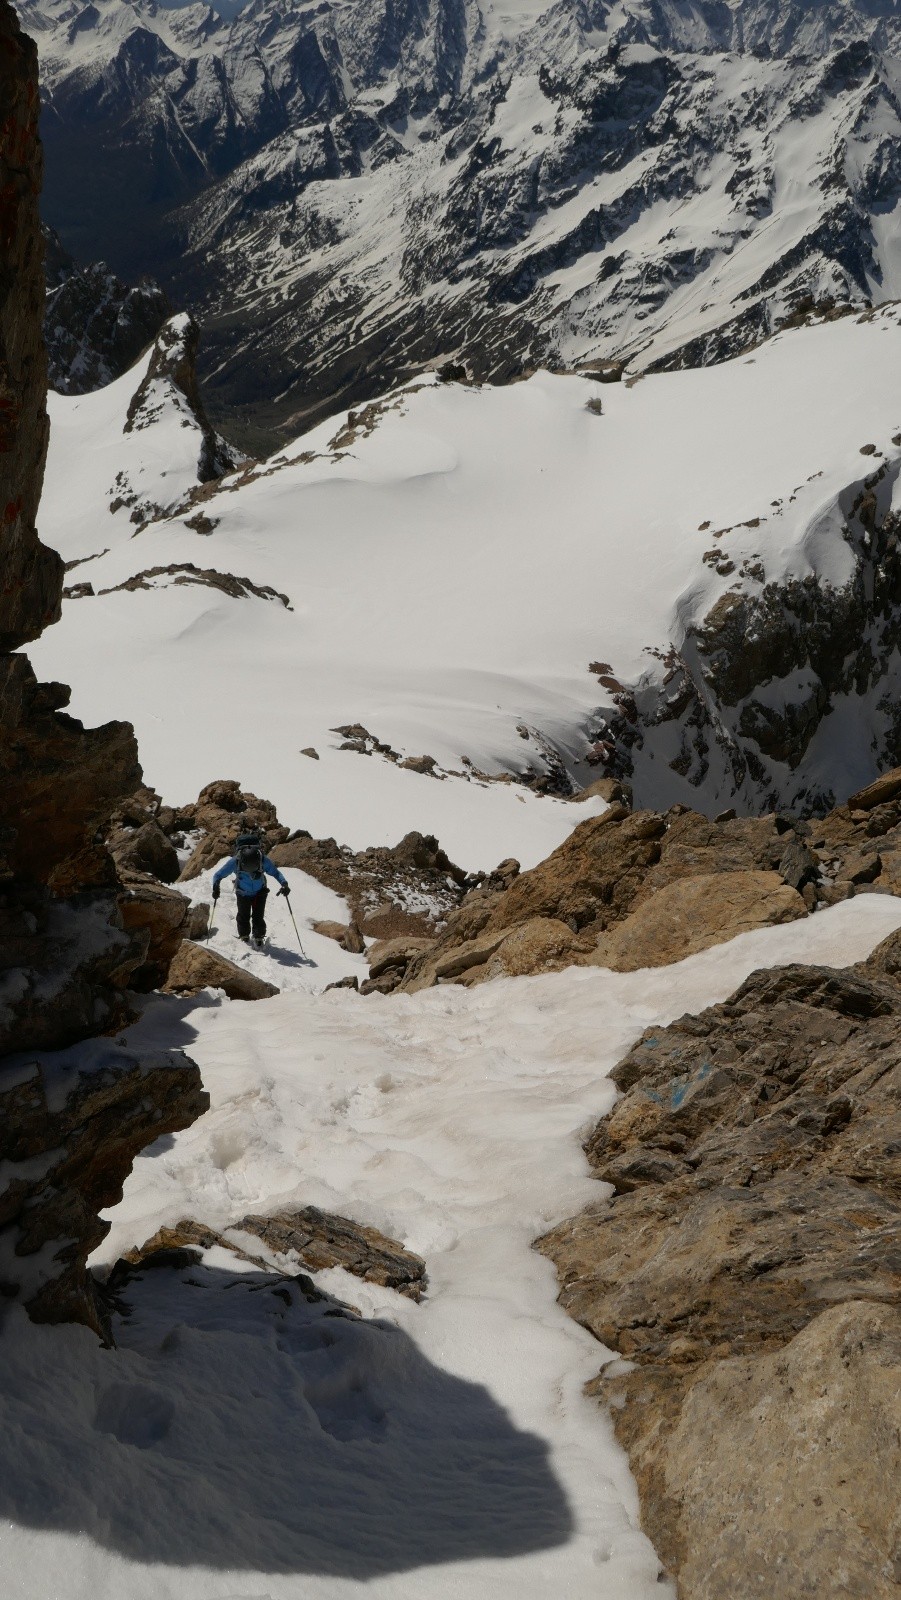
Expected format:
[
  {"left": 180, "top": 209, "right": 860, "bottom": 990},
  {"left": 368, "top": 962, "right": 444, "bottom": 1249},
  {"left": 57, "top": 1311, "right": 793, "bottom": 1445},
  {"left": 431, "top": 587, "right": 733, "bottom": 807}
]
[
  {"left": 20, "top": 0, "right": 901, "bottom": 437},
  {"left": 43, "top": 223, "right": 171, "bottom": 394},
  {"left": 30, "top": 304, "right": 901, "bottom": 850}
]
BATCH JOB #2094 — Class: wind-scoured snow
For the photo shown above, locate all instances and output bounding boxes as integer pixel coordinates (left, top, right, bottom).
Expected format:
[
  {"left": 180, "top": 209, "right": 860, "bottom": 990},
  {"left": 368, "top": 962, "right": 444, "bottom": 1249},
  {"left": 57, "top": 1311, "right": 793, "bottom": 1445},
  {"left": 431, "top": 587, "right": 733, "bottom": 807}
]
[
  {"left": 3, "top": 895, "right": 900, "bottom": 1599},
  {"left": 31, "top": 307, "right": 901, "bottom": 853}
]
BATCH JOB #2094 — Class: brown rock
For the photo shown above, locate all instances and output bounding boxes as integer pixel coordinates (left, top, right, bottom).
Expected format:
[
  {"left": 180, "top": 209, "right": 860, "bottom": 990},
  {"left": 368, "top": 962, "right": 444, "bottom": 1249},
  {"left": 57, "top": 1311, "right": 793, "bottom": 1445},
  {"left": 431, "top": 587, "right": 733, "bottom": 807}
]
[
  {"left": 368, "top": 935, "right": 436, "bottom": 980},
  {"left": 588, "top": 870, "right": 806, "bottom": 971},
  {"left": 848, "top": 765, "right": 901, "bottom": 812},
  {"left": 187, "top": 900, "right": 210, "bottom": 940},
  {"left": 235, "top": 1206, "right": 428, "bottom": 1299},
  {"left": 109, "top": 819, "right": 180, "bottom": 883},
  {"left": 164, "top": 939, "right": 279, "bottom": 1000},
  {"left": 311, "top": 918, "right": 365, "bottom": 952},
  {"left": 603, "top": 1302, "right": 901, "bottom": 1600},
  {"left": 1, "top": 1040, "right": 207, "bottom": 1338},
  {"left": 0, "top": 655, "right": 141, "bottom": 886},
  {"left": 485, "top": 917, "right": 590, "bottom": 980},
  {"left": 117, "top": 873, "right": 190, "bottom": 990},
  {"left": 538, "top": 945, "right": 901, "bottom": 1600},
  {"left": 177, "top": 780, "right": 289, "bottom": 879}
]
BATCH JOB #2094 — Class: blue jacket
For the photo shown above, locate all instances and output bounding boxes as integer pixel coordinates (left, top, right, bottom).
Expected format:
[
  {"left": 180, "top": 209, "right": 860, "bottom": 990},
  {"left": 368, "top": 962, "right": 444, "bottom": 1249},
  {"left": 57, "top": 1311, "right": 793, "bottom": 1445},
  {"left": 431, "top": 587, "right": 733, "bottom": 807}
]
[{"left": 213, "top": 855, "right": 288, "bottom": 897}]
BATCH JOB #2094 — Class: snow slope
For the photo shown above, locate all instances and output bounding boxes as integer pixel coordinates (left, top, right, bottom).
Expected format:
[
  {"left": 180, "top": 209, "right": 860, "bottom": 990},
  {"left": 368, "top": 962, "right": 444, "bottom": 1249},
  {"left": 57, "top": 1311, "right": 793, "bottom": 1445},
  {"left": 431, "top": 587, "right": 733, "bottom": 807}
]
[
  {"left": 30, "top": 305, "right": 901, "bottom": 848},
  {"left": 3, "top": 895, "right": 900, "bottom": 1599}
]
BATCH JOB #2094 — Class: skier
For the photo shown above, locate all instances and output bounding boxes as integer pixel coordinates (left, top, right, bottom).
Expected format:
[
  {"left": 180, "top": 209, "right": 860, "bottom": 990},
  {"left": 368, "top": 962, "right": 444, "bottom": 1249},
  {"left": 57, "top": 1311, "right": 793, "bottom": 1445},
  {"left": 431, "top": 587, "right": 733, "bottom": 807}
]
[{"left": 211, "top": 827, "right": 291, "bottom": 947}]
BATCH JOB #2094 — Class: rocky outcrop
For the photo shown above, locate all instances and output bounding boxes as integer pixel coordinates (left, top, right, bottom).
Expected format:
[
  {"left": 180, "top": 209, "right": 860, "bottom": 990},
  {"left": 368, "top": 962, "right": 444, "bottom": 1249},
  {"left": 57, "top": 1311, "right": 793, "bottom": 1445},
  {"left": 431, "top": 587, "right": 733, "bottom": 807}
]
[
  {"left": 0, "top": 0, "right": 206, "bottom": 1338},
  {"left": 43, "top": 223, "right": 170, "bottom": 395},
  {"left": 173, "top": 778, "right": 472, "bottom": 939},
  {"left": 613, "top": 458, "right": 901, "bottom": 817},
  {"left": 0, "top": 1039, "right": 207, "bottom": 1338},
  {"left": 0, "top": 1, "right": 60, "bottom": 650},
  {"left": 125, "top": 1208, "right": 428, "bottom": 1299},
  {"left": 374, "top": 783, "right": 901, "bottom": 993},
  {"left": 124, "top": 314, "right": 241, "bottom": 484},
  {"left": 587, "top": 870, "right": 806, "bottom": 972},
  {"left": 537, "top": 931, "right": 901, "bottom": 1599},
  {"left": 271, "top": 827, "right": 470, "bottom": 938},
  {"left": 164, "top": 939, "right": 280, "bottom": 1000}
]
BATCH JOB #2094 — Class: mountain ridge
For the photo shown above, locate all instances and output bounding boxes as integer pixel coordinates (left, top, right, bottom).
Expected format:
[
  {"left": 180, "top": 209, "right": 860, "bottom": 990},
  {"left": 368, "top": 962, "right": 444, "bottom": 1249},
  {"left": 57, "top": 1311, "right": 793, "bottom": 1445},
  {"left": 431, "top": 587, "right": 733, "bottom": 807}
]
[{"left": 20, "top": 0, "right": 901, "bottom": 443}]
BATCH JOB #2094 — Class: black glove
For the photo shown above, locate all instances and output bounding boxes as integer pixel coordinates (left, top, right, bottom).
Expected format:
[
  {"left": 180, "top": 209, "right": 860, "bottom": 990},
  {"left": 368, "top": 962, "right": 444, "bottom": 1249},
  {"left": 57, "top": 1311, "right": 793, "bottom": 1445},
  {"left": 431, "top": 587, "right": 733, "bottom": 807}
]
[
  {"left": 212, "top": 884, "right": 220, "bottom": 902},
  {"left": 278, "top": 883, "right": 290, "bottom": 897}
]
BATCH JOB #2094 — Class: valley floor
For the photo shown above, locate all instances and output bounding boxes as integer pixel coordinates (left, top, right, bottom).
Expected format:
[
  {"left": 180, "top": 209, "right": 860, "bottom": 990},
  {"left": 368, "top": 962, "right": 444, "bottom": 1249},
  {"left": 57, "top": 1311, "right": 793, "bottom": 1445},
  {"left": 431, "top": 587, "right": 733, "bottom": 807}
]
[{"left": 3, "top": 895, "right": 901, "bottom": 1599}]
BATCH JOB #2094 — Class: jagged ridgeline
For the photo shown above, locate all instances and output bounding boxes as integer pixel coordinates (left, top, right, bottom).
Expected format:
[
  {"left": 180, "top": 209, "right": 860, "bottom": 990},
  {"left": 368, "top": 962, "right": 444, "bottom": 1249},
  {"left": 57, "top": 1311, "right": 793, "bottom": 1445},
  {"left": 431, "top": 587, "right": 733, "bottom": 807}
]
[
  {"left": 16, "top": 0, "right": 901, "bottom": 440},
  {"left": 0, "top": 0, "right": 207, "bottom": 1339}
]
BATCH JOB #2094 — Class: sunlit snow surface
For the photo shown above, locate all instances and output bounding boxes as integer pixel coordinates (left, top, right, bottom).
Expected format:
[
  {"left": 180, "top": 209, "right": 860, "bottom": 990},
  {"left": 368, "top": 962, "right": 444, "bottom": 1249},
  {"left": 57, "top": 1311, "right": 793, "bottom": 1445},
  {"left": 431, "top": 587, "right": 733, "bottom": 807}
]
[
  {"left": 31, "top": 309, "right": 901, "bottom": 861},
  {"left": 3, "top": 897, "right": 901, "bottom": 1599}
]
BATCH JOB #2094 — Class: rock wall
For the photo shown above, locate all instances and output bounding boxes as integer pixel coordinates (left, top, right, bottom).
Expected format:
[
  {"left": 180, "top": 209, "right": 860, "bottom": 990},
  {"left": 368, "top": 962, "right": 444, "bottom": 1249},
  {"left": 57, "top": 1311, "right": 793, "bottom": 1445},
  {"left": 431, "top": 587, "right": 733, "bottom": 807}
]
[
  {"left": 0, "top": 0, "right": 206, "bottom": 1340},
  {"left": 537, "top": 930, "right": 901, "bottom": 1598},
  {"left": 0, "top": 0, "right": 61, "bottom": 650},
  {"left": 611, "top": 454, "right": 901, "bottom": 817}
]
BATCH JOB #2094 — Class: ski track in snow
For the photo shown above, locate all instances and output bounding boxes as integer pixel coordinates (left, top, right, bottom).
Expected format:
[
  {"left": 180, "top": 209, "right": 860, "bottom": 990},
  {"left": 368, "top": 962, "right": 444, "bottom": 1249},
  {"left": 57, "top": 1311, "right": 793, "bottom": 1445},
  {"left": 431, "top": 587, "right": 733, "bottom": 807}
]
[{"left": 3, "top": 895, "right": 900, "bottom": 1599}]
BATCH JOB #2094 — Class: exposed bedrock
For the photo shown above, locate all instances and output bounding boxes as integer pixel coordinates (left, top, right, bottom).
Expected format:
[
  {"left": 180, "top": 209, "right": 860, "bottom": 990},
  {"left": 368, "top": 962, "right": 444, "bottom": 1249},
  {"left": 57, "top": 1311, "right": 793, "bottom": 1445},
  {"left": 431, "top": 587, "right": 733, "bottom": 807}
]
[
  {"left": 609, "top": 456, "right": 901, "bottom": 816},
  {"left": 537, "top": 932, "right": 901, "bottom": 1599},
  {"left": 0, "top": 1, "right": 60, "bottom": 650},
  {"left": 373, "top": 777, "right": 901, "bottom": 992},
  {"left": 0, "top": 0, "right": 206, "bottom": 1337}
]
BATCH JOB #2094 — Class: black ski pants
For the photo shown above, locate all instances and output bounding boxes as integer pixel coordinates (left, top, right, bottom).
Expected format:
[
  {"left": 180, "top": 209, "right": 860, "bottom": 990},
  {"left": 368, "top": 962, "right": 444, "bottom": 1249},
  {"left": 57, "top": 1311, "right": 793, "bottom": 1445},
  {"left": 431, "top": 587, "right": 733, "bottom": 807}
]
[{"left": 236, "top": 884, "right": 268, "bottom": 939}]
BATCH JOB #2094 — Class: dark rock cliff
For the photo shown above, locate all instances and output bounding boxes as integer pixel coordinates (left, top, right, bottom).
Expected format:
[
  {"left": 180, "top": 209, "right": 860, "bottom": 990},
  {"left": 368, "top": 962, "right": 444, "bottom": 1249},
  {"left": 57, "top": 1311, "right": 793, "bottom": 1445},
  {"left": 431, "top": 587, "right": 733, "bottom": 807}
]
[
  {"left": 0, "top": 0, "right": 207, "bottom": 1341},
  {"left": 0, "top": 1, "right": 60, "bottom": 649}
]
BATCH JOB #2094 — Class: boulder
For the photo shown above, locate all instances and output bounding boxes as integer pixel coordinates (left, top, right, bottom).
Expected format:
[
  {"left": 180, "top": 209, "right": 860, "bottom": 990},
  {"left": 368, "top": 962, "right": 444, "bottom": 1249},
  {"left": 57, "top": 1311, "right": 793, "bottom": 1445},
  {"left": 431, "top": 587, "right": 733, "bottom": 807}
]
[
  {"left": 485, "top": 917, "right": 590, "bottom": 980},
  {"left": 603, "top": 1302, "right": 901, "bottom": 1600},
  {"left": 368, "top": 935, "right": 436, "bottom": 980},
  {"left": 177, "top": 780, "right": 289, "bottom": 879},
  {"left": 848, "top": 766, "right": 901, "bottom": 812},
  {"left": 235, "top": 1206, "right": 427, "bottom": 1299},
  {"left": 164, "top": 939, "right": 279, "bottom": 1000},
  {"left": 588, "top": 870, "right": 807, "bottom": 971},
  {"left": 187, "top": 901, "right": 210, "bottom": 940},
  {"left": 117, "top": 874, "right": 191, "bottom": 989},
  {"left": 312, "top": 918, "right": 365, "bottom": 952},
  {"left": 1, "top": 1039, "right": 207, "bottom": 1338},
  {"left": 109, "top": 819, "right": 180, "bottom": 883}
]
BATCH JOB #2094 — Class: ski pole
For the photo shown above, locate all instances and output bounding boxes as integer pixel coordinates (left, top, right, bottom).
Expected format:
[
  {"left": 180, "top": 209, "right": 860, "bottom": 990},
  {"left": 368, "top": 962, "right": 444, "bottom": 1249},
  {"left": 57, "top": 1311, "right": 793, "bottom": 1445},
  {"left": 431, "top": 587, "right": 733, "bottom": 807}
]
[{"left": 284, "top": 895, "right": 307, "bottom": 957}]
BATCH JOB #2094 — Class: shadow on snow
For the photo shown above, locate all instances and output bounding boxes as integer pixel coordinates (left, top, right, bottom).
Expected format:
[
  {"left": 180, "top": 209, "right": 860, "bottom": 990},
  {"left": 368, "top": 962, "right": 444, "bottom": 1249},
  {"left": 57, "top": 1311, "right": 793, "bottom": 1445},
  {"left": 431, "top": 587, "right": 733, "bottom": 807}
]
[{"left": 0, "top": 1253, "right": 573, "bottom": 1576}]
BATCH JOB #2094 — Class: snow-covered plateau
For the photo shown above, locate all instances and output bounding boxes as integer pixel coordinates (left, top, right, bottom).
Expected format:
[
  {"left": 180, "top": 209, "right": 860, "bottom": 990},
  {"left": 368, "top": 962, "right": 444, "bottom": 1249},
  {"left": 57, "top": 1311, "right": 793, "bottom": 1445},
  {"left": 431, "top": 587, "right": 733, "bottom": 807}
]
[
  {"left": 19, "top": 0, "right": 901, "bottom": 435},
  {"left": 30, "top": 302, "right": 901, "bottom": 847}
]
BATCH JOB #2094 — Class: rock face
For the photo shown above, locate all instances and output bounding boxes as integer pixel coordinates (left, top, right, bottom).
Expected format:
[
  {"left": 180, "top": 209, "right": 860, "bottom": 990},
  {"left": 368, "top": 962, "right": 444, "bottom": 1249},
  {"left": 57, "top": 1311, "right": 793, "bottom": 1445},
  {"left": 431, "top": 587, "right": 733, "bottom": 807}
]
[
  {"left": 537, "top": 931, "right": 901, "bottom": 1599},
  {"left": 43, "top": 223, "right": 170, "bottom": 395},
  {"left": 0, "top": 1, "right": 60, "bottom": 649},
  {"left": 0, "top": 1, "right": 206, "bottom": 1339},
  {"left": 0, "top": 1039, "right": 208, "bottom": 1337},
  {"left": 634, "top": 1301, "right": 901, "bottom": 1600},
  {"left": 617, "top": 469, "right": 901, "bottom": 816}
]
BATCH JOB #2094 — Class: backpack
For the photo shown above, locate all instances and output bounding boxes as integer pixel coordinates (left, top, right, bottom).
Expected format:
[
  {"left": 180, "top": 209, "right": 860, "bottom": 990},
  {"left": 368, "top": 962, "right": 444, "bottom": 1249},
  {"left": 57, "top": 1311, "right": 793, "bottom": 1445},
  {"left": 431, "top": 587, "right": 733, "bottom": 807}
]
[{"left": 234, "top": 830, "right": 264, "bottom": 881}]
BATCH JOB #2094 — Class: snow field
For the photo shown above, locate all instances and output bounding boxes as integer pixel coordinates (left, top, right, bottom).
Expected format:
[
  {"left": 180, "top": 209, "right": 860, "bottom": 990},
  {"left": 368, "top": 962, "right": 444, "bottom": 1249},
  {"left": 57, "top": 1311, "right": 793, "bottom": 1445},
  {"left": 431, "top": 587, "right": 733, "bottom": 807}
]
[
  {"left": 31, "top": 310, "right": 901, "bottom": 857},
  {"left": 3, "top": 897, "right": 896, "bottom": 1599}
]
